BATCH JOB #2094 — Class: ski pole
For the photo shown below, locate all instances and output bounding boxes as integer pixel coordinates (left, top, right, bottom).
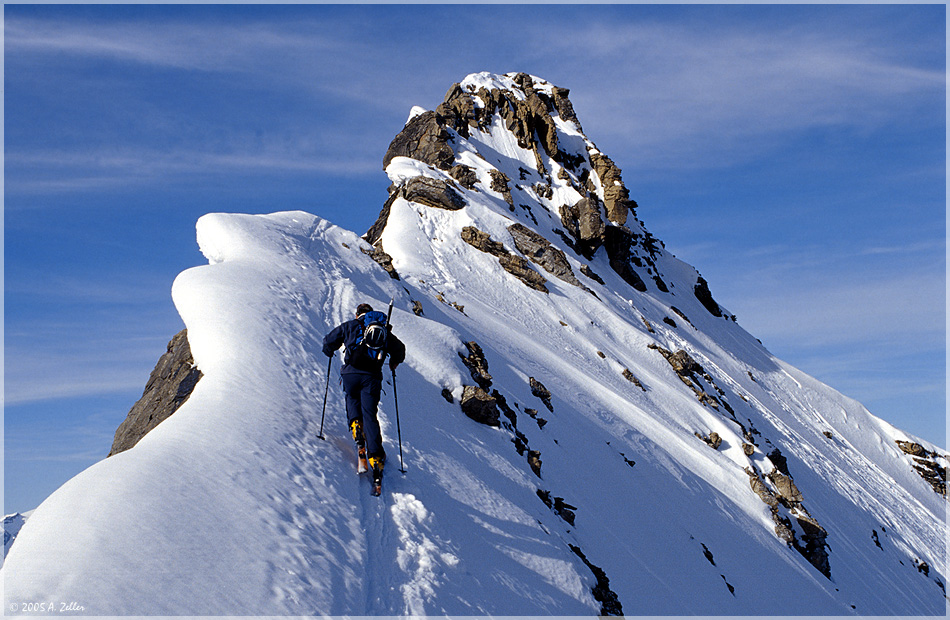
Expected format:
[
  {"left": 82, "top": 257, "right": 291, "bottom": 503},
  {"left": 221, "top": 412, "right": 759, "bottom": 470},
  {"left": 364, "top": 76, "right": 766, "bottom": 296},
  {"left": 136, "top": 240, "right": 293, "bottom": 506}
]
[
  {"left": 317, "top": 355, "right": 332, "bottom": 440},
  {"left": 392, "top": 368, "right": 406, "bottom": 473}
]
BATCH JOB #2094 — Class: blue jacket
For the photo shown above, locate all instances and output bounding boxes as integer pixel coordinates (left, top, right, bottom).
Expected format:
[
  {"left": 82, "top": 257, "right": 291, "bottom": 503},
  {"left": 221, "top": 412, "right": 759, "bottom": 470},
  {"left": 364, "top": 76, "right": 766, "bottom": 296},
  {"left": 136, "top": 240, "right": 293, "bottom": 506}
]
[{"left": 322, "top": 318, "right": 406, "bottom": 375}]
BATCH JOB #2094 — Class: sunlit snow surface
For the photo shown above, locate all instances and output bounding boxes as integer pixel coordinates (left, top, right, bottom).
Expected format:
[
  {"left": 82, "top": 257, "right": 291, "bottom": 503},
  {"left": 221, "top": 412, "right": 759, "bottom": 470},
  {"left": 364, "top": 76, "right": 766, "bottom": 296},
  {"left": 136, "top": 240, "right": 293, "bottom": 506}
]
[{"left": 4, "top": 73, "right": 946, "bottom": 615}]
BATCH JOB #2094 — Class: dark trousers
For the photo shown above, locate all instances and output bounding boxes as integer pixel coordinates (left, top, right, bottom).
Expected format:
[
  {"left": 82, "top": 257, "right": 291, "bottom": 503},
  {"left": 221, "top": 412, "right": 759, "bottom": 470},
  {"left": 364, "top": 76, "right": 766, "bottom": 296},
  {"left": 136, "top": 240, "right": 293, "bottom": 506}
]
[{"left": 341, "top": 371, "right": 385, "bottom": 460}]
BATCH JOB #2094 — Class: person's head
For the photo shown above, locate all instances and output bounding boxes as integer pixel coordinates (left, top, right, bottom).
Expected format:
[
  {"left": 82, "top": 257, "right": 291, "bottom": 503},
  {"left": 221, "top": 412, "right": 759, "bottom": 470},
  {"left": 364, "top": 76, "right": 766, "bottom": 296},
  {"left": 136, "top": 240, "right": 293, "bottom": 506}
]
[{"left": 355, "top": 303, "right": 373, "bottom": 318}]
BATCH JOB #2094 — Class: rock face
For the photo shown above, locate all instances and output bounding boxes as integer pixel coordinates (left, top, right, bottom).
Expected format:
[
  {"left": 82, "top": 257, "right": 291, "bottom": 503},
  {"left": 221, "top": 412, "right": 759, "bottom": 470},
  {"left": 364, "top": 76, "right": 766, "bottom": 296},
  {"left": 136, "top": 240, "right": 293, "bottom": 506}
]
[
  {"left": 108, "top": 329, "right": 202, "bottom": 457},
  {"left": 896, "top": 440, "right": 947, "bottom": 497},
  {"left": 370, "top": 71, "right": 728, "bottom": 310},
  {"left": 459, "top": 341, "right": 492, "bottom": 390},
  {"left": 460, "top": 225, "right": 549, "bottom": 293},
  {"left": 459, "top": 386, "right": 500, "bottom": 427},
  {"left": 507, "top": 223, "right": 591, "bottom": 294}
]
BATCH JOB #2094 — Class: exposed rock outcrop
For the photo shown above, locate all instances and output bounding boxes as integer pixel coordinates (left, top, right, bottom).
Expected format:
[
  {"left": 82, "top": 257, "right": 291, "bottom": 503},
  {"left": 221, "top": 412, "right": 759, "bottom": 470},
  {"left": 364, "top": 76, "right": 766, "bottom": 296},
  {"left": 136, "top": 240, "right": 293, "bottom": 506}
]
[
  {"left": 694, "top": 276, "right": 724, "bottom": 318},
  {"left": 569, "top": 544, "right": 624, "bottom": 616},
  {"left": 648, "top": 344, "right": 731, "bottom": 413},
  {"left": 461, "top": 226, "right": 549, "bottom": 293},
  {"left": 745, "top": 462, "right": 831, "bottom": 580},
  {"left": 529, "top": 377, "right": 553, "bottom": 412},
  {"left": 559, "top": 196, "right": 606, "bottom": 259},
  {"left": 360, "top": 244, "right": 400, "bottom": 280},
  {"left": 108, "top": 329, "right": 202, "bottom": 457},
  {"left": 507, "top": 223, "right": 592, "bottom": 294},
  {"left": 896, "top": 440, "right": 947, "bottom": 497},
  {"left": 459, "top": 386, "right": 500, "bottom": 427},
  {"left": 696, "top": 431, "right": 722, "bottom": 450},
  {"left": 588, "top": 151, "right": 632, "bottom": 225},
  {"left": 403, "top": 176, "right": 466, "bottom": 211},
  {"left": 382, "top": 109, "right": 455, "bottom": 170},
  {"left": 603, "top": 226, "right": 647, "bottom": 292},
  {"left": 459, "top": 341, "right": 492, "bottom": 390}
]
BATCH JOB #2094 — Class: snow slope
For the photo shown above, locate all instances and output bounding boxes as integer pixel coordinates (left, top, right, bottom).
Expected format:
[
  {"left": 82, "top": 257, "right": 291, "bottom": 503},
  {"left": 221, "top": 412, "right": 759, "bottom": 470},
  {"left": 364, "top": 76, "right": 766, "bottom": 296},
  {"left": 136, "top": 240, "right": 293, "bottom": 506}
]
[{"left": 4, "top": 72, "right": 946, "bottom": 616}]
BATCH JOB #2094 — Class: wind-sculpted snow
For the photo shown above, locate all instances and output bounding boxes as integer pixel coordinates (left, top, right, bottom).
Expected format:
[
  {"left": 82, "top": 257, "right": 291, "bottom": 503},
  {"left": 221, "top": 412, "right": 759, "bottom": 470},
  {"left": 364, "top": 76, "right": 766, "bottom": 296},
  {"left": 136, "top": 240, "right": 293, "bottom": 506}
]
[{"left": 4, "top": 72, "right": 946, "bottom": 615}]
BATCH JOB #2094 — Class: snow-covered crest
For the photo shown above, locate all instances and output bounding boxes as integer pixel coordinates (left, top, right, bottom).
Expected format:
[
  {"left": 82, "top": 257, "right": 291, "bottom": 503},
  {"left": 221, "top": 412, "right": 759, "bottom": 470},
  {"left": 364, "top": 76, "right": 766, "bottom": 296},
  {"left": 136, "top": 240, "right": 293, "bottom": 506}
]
[{"left": 3, "top": 72, "right": 947, "bottom": 615}]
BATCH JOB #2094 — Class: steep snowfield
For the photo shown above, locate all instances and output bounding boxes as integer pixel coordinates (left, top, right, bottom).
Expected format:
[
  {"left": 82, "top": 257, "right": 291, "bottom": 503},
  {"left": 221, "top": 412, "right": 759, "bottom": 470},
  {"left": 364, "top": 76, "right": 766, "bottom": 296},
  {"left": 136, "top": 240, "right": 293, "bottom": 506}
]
[{"left": 4, "top": 72, "right": 946, "bottom": 615}]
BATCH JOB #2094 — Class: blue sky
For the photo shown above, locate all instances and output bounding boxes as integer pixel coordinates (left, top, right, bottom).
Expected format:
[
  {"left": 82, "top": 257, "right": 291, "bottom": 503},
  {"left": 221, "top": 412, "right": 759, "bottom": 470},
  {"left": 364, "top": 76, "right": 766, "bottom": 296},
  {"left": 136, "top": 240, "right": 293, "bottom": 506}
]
[{"left": 4, "top": 4, "right": 945, "bottom": 514}]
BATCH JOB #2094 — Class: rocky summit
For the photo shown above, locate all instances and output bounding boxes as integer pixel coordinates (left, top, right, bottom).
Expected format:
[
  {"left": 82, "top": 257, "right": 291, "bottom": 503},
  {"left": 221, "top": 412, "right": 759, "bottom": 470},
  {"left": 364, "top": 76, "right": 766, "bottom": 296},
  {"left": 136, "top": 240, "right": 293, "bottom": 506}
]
[{"left": 4, "top": 72, "right": 946, "bottom": 616}]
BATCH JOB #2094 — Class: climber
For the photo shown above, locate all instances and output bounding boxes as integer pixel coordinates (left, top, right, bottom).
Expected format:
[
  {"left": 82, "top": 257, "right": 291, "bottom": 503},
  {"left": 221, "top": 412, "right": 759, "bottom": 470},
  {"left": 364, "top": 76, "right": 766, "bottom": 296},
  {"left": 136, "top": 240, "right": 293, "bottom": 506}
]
[{"left": 322, "top": 302, "right": 406, "bottom": 491}]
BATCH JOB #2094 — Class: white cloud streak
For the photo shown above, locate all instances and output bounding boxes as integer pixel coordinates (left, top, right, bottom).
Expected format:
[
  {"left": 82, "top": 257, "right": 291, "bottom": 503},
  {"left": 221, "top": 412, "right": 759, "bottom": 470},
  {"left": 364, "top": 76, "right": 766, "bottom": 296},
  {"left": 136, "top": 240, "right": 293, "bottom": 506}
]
[
  {"left": 523, "top": 18, "right": 944, "bottom": 169},
  {"left": 5, "top": 10, "right": 942, "bottom": 185}
]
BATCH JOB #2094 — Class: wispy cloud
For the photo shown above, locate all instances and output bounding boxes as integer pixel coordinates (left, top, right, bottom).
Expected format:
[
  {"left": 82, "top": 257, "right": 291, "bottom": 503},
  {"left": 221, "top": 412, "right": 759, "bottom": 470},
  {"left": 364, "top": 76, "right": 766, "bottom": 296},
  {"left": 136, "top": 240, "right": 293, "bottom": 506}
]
[
  {"left": 6, "top": 8, "right": 942, "bottom": 191},
  {"left": 525, "top": 16, "right": 944, "bottom": 169},
  {"left": 5, "top": 147, "right": 381, "bottom": 195}
]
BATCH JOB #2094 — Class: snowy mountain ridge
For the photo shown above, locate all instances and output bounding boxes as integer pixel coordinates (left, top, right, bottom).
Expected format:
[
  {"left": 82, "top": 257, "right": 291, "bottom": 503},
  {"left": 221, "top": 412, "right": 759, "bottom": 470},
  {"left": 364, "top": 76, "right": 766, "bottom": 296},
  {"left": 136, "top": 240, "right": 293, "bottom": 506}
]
[{"left": 3, "top": 71, "right": 947, "bottom": 615}]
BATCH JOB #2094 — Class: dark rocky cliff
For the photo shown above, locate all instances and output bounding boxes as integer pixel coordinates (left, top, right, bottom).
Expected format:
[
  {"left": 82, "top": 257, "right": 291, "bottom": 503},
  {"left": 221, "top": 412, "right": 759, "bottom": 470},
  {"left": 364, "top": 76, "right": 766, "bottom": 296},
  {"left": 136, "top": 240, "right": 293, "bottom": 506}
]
[{"left": 108, "top": 329, "right": 202, "bottom": 456}]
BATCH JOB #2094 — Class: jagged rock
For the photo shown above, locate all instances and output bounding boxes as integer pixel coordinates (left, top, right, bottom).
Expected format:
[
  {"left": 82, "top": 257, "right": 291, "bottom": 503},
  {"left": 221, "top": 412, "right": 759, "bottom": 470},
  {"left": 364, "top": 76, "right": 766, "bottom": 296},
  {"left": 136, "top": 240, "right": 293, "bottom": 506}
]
[
  {"left": 897, "top": 440, "right": 928, "bottom": 457},
  {"left": 461, "top": 226, "right": 506, "bottom": 257},
  {"left": 364, "top": 187, "right": 400, "bottom": 246},
  {"left": 872, "top": 529, "right": 883, "bottom": 549},
  {"left": 498, "top": 254, "right": 549, "bottom": 293},
  {"left": 459, "top": 385, "right": 500, "bottom": 426},
  {"left": 489, "top": 170, "right": 514, "bottom": 208},
  {"left": 440, "top": 388, "right": 454, "bottom": 404},
  {"left": 533, "top": 182, "right": 553, "bottom": 199},
  {"left": 694, "top": 276, "right": 724, "bottom": 318},
  {"left": 403, "top": 175, "right": 466, "bottom": 211},
  {"left": 366, "top": 176, "right": 464, "bottom": 244},
  {"left": 747, "top": 460, "right": 831, "bottom": 579},
  {"left": 588, "top": 151, "right": 631, "bottom": 225},
  {"left": 569, "top": 544, "right": 624, "bottom": 616},
  {"left": 383, "top": 109, "right": 455, "bottom": 170},
  {"left": 492, "top": 390, "right": 518, "bottom": 428},
  {"left": 537, "top": 490, "right": 576, "bottom": 525},
  {"left": 895, "top": 440, "right": 947, "bottom": 496},
  {"left": 668, "top": 349, "right": 703, "bottom": 376},
  {"left": 109, "top": 329, "right": 202, "bottom": 457},
  {"left": 450, "top": 163, "right": 478, "bottom": 189},
  {"left": 767, "top": 448, "right": 791, "bottom": 476},
  {"left": 603, "top": 225, "right": 647, "bottom": 292},
  {"left": 580, "top": 264, "right": 605, "bottom": 285},
  {"left": 768, "top": 471, "right": 804, "bottom": 505},
  {"left": 696, "top": 431, "right": 722, "bottom": 450},
  {"left": 550, "top": 85, "right": 581, "bottom": 129},
  {"left": 670, "top": 306, "right": 693, "bottom": 328},
  {"left": 559, "top": 196, "right": 605, "bottom": 259},
  {"left": 743, "top": 443, "right": 756, "bottom": 456},
  {"left": 507, "top": 223, "right": 591, "bottom": 292},
  {"left": 553, "top": 496, "right": 577, "bottom": 525},
  {"left": 527, "top": 450, "right": 543, "bottom": 477},
  {"left": 747, "top": 468, "right": 779, "bottom": 509},
  {"left": 459, "top": 341, "right": 492, "bottom": 390},
  {"left": 529, "top": 377, "right": 553, "bottom": 412},
  {"left": 622, "top": 369, "right": 646, "bottom": 391},
  {"left": 648, "top": 345, "right": 731, "bottom": 413},
  {"left": 461, "top": 226, "right": 549, "bottom": 293},
  {"left": 795, "top": 516, "right": 831, "bottom": 579},
  {"left": 773, "top": 513, "right": 797, "bottom": 545},
  {"left": 411, "top": 300, "right": 424, "bottom": 316},
  {"left": 360, "top": 244, "right": 400, "bottom": 280}
]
